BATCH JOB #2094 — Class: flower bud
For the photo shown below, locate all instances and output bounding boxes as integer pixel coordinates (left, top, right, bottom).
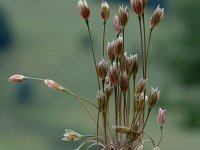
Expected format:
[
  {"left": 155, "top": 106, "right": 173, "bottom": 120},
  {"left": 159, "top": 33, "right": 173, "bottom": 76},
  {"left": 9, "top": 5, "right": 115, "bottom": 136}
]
[
  {"left": 113, "top": 15, "right": 121, "bottom": 34},
  {"left": 148, "top": 87, "right": 160, "bottom": 109},
  {"left": 150, "top": 5, "right": 164, "bottom": 29},
  {"left": 109, "top": 63, "right": 120, "bottom": 85},
  {"left": 97, "top": 58, "right": 108, "bottom": 80},
  {"left": 78, "top": 0, "right": 90, "bottom": 21},
  {"left": 118, "top": 5, "right": 129, "bottom": 28},
  {"left": 62, "top": 129, "right": 82, "bottom": 141},
  {"left": 104, "top": 77, "right": 113, "bottom": 97},
  {"left": 114, "top": 36, "right": 123, "bottom": 59},
  {"left": 157, "top": 108, "right": 166, "bottom": 127},
  {"left": 101, "top": 1, "right": 110, "bottom": 21},
  {"left": 107, "top": 40, "right": 115, "bottom": 63},
  {"left": 130, "top": 0, "right": 144, "bottom": 16},
  {"left": 152, "top": 146, "right": 160, "bottom": 150},
  {"left": 120, "top": 71, "right": 129, "bottom": 93},
  {"left": 141, "top": 0, "right": 148, "bottom": 8},
  {"left": 97, "top": 90, "right": 105, "bottom": 112},
  {"left": 9, "top": 74, "right": 26, "bottom": 83},
  {"left": 130, "top": 54, "right": 138, "bottom": 78},
  {"left": 134, "top": 93, "right": 145, "bottom": 112},
  {"left": 112, "top": 125, "right": 130, "bottom": 134},
  {"left": 136, "top": 79, "right": 146, "bottom": 94},
  {"left": 44, "top": 79, "right": 63, "bottom": 91}
]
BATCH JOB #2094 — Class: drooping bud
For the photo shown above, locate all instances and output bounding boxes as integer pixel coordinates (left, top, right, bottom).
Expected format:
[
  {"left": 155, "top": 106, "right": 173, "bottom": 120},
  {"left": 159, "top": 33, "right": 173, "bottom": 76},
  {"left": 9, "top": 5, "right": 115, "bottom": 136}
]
[
  {"left": 157, "top": 108, "right": 166, "bottom": 127},
  {"left": 9, "top": 74, "right": 26, "bottom": 83},
  {"left": 44, "top": 79, "right": 63, "bottom": 91},
  {"left": 113, "top": 15, "right": 121, "bottom": 34},
  {"left": 136, "top": 79, "right": 146, "bottom": 94},
  {"left": 104, "top": 77, "right": 113, "bottom": 97},
  {"left": 107, "top": 40, "right": 115, "bottom": 63},
  {"left": 120, "top": 71, "right": 129, "bottom": 93},
  {"left": 101, "top": 1, "right": 110, "bottom": 21},
  {"left": 118, "top": 5, "right": 129, "bottom": 28},
  {"left": 130, "top": 54, "right": 138, "bottom": 78},
  {"left": 114, "top": 36, "right": 123, "bottom": 59},
  {"left": 109, "top": 63, "right": 120, "bottom": 85},
  {"left": 130, "top": 0, "right": 144, "bottom": 16},
  {"left": 150, "top": 5, "right": 164, "bottom": 29},
  {"left": 148, "top": 87, "right": 160, "bottom": 109},
  {"left": 97, "top": 58, "right": 108, "bottom": 80},
  {"left": 97, "top": 90, "right": 105, "bottom": 112},
  {"left": 62, "top": 129, "right": 82, "bottom": 141},
  {"left": 78, "top": 0, "right": 90, "bottom": 21}
]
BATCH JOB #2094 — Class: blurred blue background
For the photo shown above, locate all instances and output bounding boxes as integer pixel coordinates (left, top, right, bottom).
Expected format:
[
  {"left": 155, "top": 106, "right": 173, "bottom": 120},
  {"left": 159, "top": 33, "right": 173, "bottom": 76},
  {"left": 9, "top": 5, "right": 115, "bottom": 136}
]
[{"left": 1, "top": 0, "right": 200, "bottom": 149}]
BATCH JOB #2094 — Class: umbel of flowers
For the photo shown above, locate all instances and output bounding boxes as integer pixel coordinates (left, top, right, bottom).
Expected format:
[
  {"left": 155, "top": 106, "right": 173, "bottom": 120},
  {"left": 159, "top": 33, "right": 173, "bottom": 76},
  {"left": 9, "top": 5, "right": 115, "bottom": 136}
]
[{"left": 9, "top": 0, "right": 166, "bottom": 149}]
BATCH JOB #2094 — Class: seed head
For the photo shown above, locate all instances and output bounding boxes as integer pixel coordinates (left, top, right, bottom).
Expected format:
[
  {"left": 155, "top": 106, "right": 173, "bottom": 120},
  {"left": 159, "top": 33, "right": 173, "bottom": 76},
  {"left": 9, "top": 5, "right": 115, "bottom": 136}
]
[
  {"left": 157, "top": 108, "right": 166, "bottom": 127},
  {"left": 62, "top": 129, "right": 82, "bottom": 141},
  {"left": 101, "top": 1, "right": 110, "bottom": 21},
  {"left": 150, "top": 5, "right": 164, "bottom": 29},
  {"left": 118, "top": 5, "right": 129, "bottom": 28},
  {"left": 78, "top": 0, "right": 90, "bottom": 21},
  {"left": 9, "top": 74, "right": 26, "bottom": 83}
]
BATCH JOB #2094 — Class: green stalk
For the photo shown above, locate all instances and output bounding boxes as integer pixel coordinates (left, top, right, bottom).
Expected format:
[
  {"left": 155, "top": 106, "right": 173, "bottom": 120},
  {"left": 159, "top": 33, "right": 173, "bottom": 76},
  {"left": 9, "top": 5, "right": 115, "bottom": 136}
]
[{"left": 102, "top": 21, "right": 106, "bottom": 58}]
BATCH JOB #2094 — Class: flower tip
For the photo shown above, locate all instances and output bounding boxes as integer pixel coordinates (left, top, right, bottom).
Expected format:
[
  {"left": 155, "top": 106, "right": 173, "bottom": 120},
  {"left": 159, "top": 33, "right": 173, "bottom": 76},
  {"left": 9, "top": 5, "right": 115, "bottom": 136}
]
[{"left": 9, "top": 74, "right": 26, "bottom": 83}]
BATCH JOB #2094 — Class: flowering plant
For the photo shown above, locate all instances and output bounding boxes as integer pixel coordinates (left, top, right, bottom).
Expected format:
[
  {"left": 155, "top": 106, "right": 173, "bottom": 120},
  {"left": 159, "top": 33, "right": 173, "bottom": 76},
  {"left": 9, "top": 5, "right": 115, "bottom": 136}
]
[{"left": 9, "top": 0, "right": 166, "bottom": 149}]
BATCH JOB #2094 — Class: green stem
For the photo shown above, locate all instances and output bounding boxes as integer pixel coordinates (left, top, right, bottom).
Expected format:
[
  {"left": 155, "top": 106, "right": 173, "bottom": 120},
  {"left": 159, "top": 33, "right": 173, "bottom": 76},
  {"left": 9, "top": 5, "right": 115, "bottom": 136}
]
[
  {"left": 97, "top": 110, "right": 100, "bottom": 150},
  {"left": 146, "top": 28, "right": 153, "bottom": 66},
  {"left": 144, "top": 132, "right": 156, "bottom": 147},
  {"left": 157, "top": 126, "right": 163, "bottom": 146},
  {"left": 86, "top": 21, "right": 100, "bottom": 90},
  {"left": 103, "top": 21, "right": 106, "bottom": 58}
]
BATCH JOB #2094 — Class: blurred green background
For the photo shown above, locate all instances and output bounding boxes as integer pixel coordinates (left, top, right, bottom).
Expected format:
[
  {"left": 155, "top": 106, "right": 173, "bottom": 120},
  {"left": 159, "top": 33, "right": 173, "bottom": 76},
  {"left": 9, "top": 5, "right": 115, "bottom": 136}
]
[{"left": 1, "top": 0, "right": 200, "bottom": 149}]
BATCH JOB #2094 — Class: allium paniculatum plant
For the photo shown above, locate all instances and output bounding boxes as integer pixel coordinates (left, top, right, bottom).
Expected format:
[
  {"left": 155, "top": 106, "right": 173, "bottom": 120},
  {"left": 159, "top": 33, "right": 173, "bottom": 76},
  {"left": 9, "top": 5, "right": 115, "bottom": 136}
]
[{"left": 9, "top": 0, "right": 166, "bottom": 149}]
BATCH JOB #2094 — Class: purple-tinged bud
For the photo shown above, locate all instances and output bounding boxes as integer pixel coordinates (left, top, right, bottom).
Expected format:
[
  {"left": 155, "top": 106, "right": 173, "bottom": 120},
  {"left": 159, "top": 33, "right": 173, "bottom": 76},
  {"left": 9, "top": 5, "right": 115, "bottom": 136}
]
[
  {"left": 44, "top": 79, "right": 63, "bottom": 91},
  {"left": 109, "top": 63, "right": 120, "bottom": 85},
  {"left": 62, "top": 129, "right": 82, "bottom": 141},
  {"left": 130, "top": 0, "right": 144, "bottom": 16},
  {"left": 130, "top": 54, "right": 138, "bottom": 78},
  {"left": 150, "top": 5, "right": 164, "bottom": 29},
  {"left": 148, "top": 87, "right": 160, "bottom": 109},
  {"left": 78, "top": 0, "right": 90, "bottom": 21},
  {"left": 120, "top": 72, "right": 129, "bottom": 93},
  {"left": 101, "top": 1, "right": 110, "bottom": 21},
  {"left": 136, "top": 79, "right": 146, "bottom": 94},
  {"left": 107, "top": 40, "right": 115, "bottom": 63},
  {"left": 157, "top": 108, "right": 166, "bottom": 127},
  {"left": 97, "top": 58, "right": 108, "bottom": 80},
  {"left": 9, "top": 74, "right": 26, "bottom": 83},
  {"left": 104, "top": 77, "right": 113, "bottom": 97},
  {"left": 97, "top": 90, "right": 105, "bottom": 112},
  {"left": 113, "top": 15, "right": 121, "bottom": 34},
  {"left": 114, "top": 36, "right": 124, "bottom": 59},
  {"left": 118, "top": 5, "right": 129, "bottom": 28}
]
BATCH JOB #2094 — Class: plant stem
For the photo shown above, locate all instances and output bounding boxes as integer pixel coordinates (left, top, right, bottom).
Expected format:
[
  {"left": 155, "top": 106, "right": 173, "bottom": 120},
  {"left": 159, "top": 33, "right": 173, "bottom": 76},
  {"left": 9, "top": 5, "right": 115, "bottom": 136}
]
[
  {"left": 86, "top": 21, "right": 100, "bottom": 90},
  {"left": 102, "top": 21, "right": 106, "bottom": 58},
  {"left": 146, "top": 28, "right": 153, "bottom": 66},
  {"left": 114, "top": 86, "right": 118, "bottom": 139},
  {"left": 97, "top": 110, "right": 100, "bottom": 150},
  {"left": 157, "top": 126, "right": 163, "bottom": 146}
]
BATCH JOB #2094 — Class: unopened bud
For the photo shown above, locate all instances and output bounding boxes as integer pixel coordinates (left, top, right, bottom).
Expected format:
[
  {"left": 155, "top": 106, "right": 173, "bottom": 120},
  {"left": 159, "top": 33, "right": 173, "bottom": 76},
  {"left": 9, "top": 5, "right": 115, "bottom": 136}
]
[
  {"left": 113, "top": 15, "right": 121, "bottom": 34},
  {"left": 141, "top": 0, "right": 148, "bottom": 8},
  {"left": 120, "top": 72, "right": 129, "bottom": 93},
  {"left": 97, "top": 90, "right": 105, "bottom": 112},
  {"left": 97, "top": 58, "right": 108, "bottom": 80},
  {"left": 78, "top": 0, "right": 90, "bottom": 21},
  {"left": 134, "top": 94, "right": 145, "bottom": 112},
  {"left": 130, "top": 0, "right": 144, "bottom": 16},
  {"left": 9, "top": 74, "right": 26, "bottom": 83},
  {"left": 157, "top": 108, "right": 166, "bottom": 127},
  {"left": 150, "top": 5, "right": 164, "bottom": 29},
  {"left": 44, "top": 79, "right": 63, "bottom": 91},
  {"left": 136, "top": 79, "right": 146, "bottom": 94},
  {"left": 148, "top": 87, "right": 160, "bottom": 109},
  {"left": 112, "top": 125, "right": 130, "bottom": 134},
  {"left": 109, "top": 63, "right": 120, "bottom": 85},
  {"left": 107, "top": 41, "right": 115, "bottom": 63},
  {"left": 62, "top": 129, "right": 82, "bottom": 141},
  {"left": 114, "top": 36, "right": 123, "bottom": 59},
  {"left": 104, "top": 77, "right": 113, "bottom": 97},
  {"left": 130, "top": 54, "right": 138, "bottom": 78},
  {"left": 101, "top": 1, "right": 110, "bottom": 21},
  {"left": 118, "top": 5, "right": 129, "bottom": 28}
]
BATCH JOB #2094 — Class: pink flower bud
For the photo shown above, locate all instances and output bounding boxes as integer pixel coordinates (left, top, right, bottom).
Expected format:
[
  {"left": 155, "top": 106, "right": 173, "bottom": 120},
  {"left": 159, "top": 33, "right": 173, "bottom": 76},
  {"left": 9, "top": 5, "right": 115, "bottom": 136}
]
[
  {"left": 44, "top": 79, "right": 63, "bottom": 91},
  {"left": 130, "top": 54, "right": 138, "bottom": 78},
  {"left": 97, "top": 58, "right": 108, "bottom": 80},
  {"left": 101, "top": 1, "right": 110, "bottom": 21},
  {"left": 78, "top": 0, "right": 90, "bottom": 21},
  {"left": 113, "top": 15, "right": 121, "bottom": 34},
  {"left": 120, "top": 72, "right": 129, "bottom": 93},
  {"left": 9, "top": 74, "right": 26, "bottom": 83},
  {"left": 130, "top": 0, "right": 144, "bottom": 16},
  {"left": 148, "top": 87, "right": 160, "bottom": 109},
  {"left": 118, "top": 5, "right": 129, "bottom": 28},
  {"left": 157, "top": 108, "right": 166, "bottom": 127},
  {"left": 107, "top": 40, "right": 115, "bottom": 63},
  {"left": 114, "top": 36, "right": 123, "bottom": 59},
  {"left": 150, "top": 5, "right": 164, "bottom": 29},
  {"left": 109, "top": 63, "right": 120, "bottom": 85}
]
